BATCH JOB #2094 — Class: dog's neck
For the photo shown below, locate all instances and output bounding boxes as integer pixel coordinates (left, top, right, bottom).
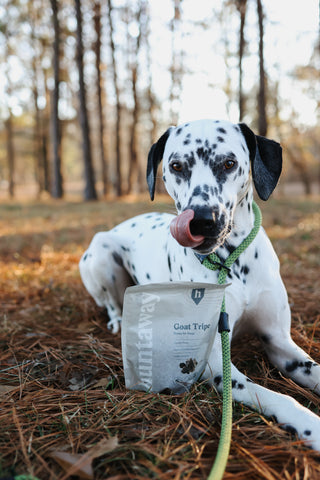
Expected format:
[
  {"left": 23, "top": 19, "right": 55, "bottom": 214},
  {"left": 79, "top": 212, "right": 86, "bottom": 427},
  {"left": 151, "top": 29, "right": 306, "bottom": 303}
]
[{"left": 226, "top": 184, "right": 255, "bottom": 249}]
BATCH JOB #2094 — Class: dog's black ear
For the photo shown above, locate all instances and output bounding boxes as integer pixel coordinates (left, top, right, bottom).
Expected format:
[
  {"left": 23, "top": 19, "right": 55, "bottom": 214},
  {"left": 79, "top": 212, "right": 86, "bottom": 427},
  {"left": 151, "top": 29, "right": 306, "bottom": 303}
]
[
  {"left": 254, "top": 135, "right": 282, "bottom": 201},
  {"left": 238, "top": 123, "right": 282, "bottom": 201},
  {"left": 146, "top": 128, "right": 171, "bottom": 200}
]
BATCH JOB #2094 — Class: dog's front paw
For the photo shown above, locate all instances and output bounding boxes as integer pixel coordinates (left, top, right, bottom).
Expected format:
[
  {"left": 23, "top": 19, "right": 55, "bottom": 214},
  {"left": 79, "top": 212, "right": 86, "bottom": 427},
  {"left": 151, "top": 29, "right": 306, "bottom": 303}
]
[
  {"left": 281, "top": 410, "right": 320, "bottom": 453},
  {"left": 301, "top": 426, "right": 320, "bottom": 452},
  {"left": 107, "top": 317, "right": 121, "bottom": 334}
]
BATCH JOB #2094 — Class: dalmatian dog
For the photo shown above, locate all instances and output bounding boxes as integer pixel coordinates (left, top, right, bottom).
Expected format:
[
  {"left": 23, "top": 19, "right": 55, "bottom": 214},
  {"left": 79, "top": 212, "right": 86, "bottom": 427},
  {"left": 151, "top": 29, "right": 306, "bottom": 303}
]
[{"left": 79, "top": 119, "right": 320, "bottom": 451}]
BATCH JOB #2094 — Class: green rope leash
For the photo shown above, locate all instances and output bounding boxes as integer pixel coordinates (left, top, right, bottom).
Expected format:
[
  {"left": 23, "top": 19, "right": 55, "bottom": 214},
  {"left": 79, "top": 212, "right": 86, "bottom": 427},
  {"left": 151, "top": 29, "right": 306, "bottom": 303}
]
[
  {"left": 14, "top": 476, "right": 41, "bottom": 480},
  {"left": 204, "top": 201, "right": 262, "bottom": 480}
]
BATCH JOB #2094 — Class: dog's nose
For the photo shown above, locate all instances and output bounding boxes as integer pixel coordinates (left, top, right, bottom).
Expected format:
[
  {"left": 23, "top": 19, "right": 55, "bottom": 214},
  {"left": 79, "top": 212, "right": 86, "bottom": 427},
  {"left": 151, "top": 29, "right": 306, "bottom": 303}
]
[{"left": 189, "top": 207, "right": 216, "bottom": 237}]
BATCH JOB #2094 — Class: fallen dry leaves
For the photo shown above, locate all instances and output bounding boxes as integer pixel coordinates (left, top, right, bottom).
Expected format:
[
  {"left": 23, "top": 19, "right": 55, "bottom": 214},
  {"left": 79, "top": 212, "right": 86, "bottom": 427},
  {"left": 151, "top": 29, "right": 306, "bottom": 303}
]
[
  {"left": 49, "top": 437, "right": 119, "bottom": 479},
  {"left": 0, "top": 196, "right": 320, "bottom": 479}
]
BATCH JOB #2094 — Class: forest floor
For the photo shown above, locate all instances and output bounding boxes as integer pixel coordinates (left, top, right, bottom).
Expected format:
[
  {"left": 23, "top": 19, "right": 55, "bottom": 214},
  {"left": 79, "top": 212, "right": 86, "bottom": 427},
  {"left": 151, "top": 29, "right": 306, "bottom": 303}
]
[{"left": 0, "top": 194, "right": 320, "bottom": 479}]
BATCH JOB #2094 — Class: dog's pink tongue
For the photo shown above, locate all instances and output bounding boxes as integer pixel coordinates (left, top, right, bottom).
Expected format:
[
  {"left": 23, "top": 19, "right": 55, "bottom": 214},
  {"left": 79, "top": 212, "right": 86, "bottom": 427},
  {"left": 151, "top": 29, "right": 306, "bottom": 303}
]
[{"left": 170, "top": 210, "right": 205, "bottom": 248}]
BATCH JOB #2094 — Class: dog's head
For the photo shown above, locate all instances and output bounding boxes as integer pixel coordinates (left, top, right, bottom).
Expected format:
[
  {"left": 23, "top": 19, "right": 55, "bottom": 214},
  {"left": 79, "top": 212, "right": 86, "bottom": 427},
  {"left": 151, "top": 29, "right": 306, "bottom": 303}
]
[{"left": 147, "top": 119, "right": 282, "bottom": 254}]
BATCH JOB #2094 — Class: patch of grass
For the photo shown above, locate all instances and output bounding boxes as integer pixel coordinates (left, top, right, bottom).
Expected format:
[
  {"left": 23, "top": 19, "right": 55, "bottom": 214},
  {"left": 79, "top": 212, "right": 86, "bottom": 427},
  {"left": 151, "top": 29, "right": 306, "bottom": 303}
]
[{"left": 0, "top": 195, "right": 320, "bottom": 478}]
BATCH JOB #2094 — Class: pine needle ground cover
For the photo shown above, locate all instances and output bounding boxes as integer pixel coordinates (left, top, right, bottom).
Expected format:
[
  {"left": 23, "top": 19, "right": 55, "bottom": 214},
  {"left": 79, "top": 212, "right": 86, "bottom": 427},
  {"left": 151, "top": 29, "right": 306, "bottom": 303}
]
[{"left": 0, "top": 196, "right": 319, "bottom": 479}]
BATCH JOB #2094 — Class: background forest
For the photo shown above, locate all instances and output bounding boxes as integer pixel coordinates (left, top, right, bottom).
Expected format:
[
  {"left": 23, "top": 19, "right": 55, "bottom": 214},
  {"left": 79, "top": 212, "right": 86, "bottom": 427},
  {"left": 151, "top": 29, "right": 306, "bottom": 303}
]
[{"left": 0, "top": 0, "right": 319, "bottom": 200}]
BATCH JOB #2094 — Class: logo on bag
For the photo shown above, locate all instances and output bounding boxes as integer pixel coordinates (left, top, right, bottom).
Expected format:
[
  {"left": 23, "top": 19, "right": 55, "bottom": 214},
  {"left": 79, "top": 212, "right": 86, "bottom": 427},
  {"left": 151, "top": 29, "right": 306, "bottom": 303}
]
[{"left": 191, "top": 288, "right": 205, "bottom": 305}]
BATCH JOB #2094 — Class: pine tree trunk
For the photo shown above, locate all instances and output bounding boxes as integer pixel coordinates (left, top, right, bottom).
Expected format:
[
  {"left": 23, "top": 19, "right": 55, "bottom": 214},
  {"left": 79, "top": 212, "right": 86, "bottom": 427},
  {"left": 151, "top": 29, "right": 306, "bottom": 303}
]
[
  {"left": 50, "top": 0, "right": 63, "bottom": 198},
  {"left": 127, "top": 68, "right": 139, "bottom": 194},
  {"left": 5, "top": 114, "right": 14, "bottom": 198},
  {"left": 42, "top": 68, "right": 51, "bottom": 193},
  {"left": 29, "top": 0, "right": 45, "bottom": 197},
  {"left": 169, "top": 0, "right": 183, "bottom": 126},
  {"left": 287, "top": 146, "right": 312, "bottom": 196},
  {"left": 32, "top": 76, "right": 44, "bottom": 197},
  {"left": 75, "top": 0, "right": 97, "bottom": 200},
  {"left": 257, "top": 0, "right": 267, "bottom": 136},
  {"left": 107, "top": 0, "right": 122, "bottom": 196},
  {"left": 237, "top": 0, "right": 247, "bottom": 121},
  {"left": 127, "top": 3, "right": 143, "bottom": 194},
  {"left": 94, "top": 1, "right": 108, "bottom": 196},
  {"left": 4, "top": 22, "right": 15, "bottom": 198}
]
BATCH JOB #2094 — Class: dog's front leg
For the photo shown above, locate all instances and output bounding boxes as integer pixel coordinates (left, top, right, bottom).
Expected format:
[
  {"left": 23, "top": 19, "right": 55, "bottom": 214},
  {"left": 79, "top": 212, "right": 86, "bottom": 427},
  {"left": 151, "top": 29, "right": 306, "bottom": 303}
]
[
  {"left": 204, "top": 352, "right": 320, "bottom": 451},
  {"left": 252, "top": 287, "right": 320, "bottom": 395},
  {"left": 261, "top": 331, "right": 320, "bottom": 395}
]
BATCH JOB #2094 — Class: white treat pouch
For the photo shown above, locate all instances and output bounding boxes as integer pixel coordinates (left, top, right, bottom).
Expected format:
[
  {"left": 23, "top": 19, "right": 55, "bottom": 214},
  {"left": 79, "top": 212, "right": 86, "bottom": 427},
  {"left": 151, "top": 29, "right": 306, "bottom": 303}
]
[{"left": 121, "top": 282, "right": 228, "bottom": 394}]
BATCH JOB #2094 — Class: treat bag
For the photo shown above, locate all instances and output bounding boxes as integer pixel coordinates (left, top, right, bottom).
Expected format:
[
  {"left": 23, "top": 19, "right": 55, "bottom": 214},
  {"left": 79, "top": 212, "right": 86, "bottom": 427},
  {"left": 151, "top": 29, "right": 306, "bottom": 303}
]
[{"left": 121, "top": 282, "right": 228, "bottom": 394}]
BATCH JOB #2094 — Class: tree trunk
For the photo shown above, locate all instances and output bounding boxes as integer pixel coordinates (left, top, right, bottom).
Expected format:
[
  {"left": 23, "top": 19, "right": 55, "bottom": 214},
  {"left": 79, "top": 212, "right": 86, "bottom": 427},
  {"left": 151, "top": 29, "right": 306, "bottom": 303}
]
[
  {"left": 4, "top": 19, "right": 15, "bottom": 198},
  {"left": 143, "top": 2, "right": 158, "bottom": 192},
  {"left": 169, "top": 0, "right": 183, "bottom": 126},
  {"left": 75, "top": 0, "right": 97, "bottom": 200},
  {"left": 29, "top": 0, "right": 44, "bottom": 197},
  {"left": 5, "top": 114, "right": 14, "bottom": 198},
  {"left": 257, "top": 0, "right": 267, "bottom": 136},
  {"left": 237, "top": 0, "right": 247, "bottom": 121},
  {"left": 127, "top": 68, "right": 139, "bottom": 194},
  {"left": 42, "top": 129, "right": 50, "bottom": 193},
  {"left": 127, "top": 2, "right": 143, "bottom": 194},
  {"left": 50, "top": 0, "right": 63, "bottom": 198},
  {"left": 94, "top": 0, "right": 108, "bottom": 196},
  {"left": 107, "top": 0, "right": 122, "bottom": 196},
  {"left": 42, "top": 67, "right": 51, "bottom": 193},
  {"left": 287, "top": 146, "right": 312, "bottom": 196},
  {"left": 146, "top": 46, "right": 157, "bottom": 145},
  {"left": 33, "top": 83, "right": 43, "bottom": 196}
]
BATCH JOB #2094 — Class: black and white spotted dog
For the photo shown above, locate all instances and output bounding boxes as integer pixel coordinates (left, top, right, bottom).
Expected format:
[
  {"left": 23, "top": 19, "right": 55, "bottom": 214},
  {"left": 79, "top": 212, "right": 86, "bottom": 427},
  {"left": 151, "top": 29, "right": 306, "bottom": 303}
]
[{"left": 79, "top": 119, "right": 320, "bottom": 450}]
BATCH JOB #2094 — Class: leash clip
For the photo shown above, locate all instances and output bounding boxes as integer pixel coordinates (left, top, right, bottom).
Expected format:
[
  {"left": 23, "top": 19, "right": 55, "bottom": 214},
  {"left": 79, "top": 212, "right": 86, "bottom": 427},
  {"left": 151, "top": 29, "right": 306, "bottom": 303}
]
[{"left": 218, "top": 312, "right": 230, "bottom": 333}]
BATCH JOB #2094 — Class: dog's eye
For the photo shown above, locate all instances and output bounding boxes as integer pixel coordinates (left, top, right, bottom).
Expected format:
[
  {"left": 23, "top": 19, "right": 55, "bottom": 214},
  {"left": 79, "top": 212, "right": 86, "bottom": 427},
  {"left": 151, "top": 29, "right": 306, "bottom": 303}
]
[
  {"left": 224, "top": 159, "right": 236, "bottom": 170},
  {"left": 171, "top": 162, "right": 183, "bottom": 172}
]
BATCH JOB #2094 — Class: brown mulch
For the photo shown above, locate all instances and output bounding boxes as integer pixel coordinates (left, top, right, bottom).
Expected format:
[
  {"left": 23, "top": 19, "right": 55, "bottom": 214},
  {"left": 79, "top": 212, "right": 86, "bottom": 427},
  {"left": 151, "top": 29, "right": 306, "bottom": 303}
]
[{"left": 0, "top": 197, "right": 320, "bottom": 479}]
